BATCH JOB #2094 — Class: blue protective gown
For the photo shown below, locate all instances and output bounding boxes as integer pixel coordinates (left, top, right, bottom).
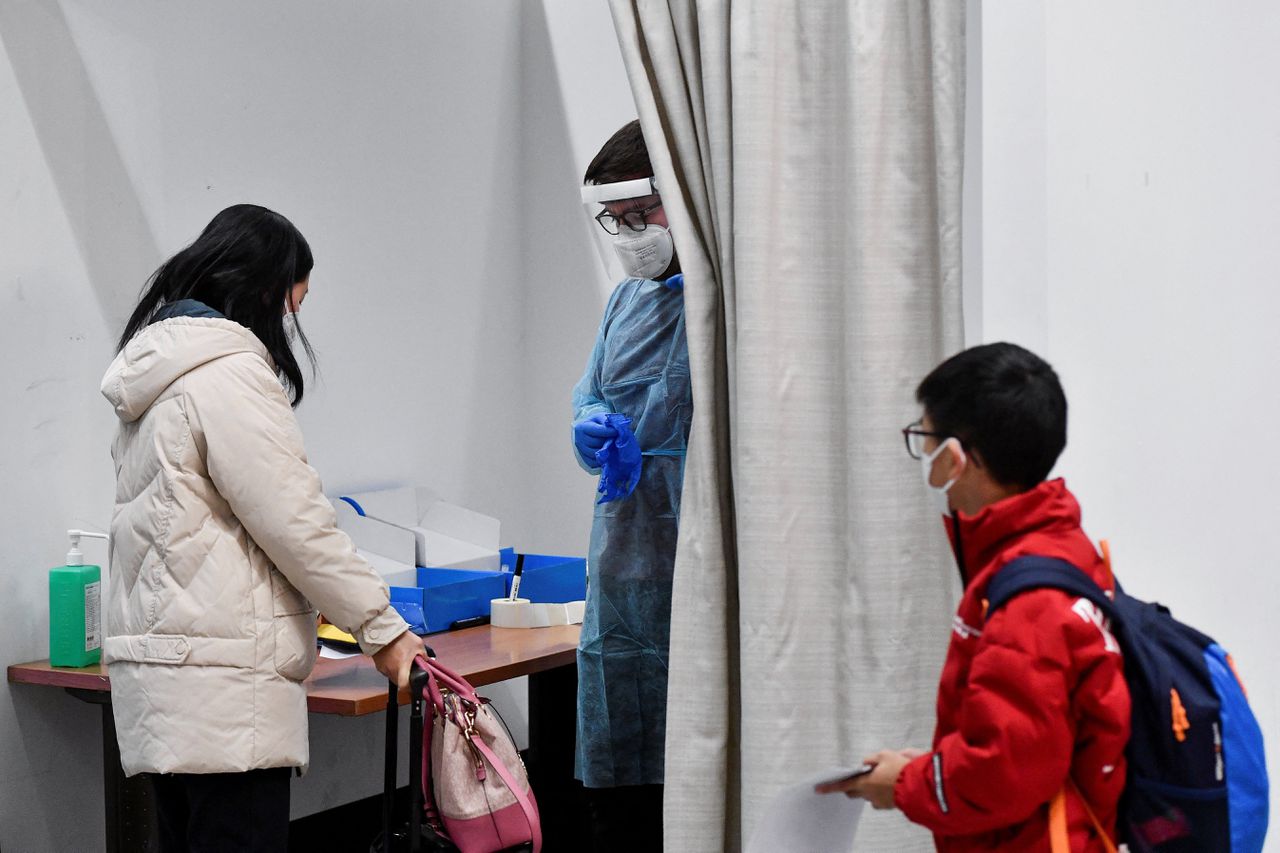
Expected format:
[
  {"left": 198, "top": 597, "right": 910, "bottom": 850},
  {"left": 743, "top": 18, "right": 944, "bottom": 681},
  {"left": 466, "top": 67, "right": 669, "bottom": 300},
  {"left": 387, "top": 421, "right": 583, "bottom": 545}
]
[{"left": 572, "top": 276, "right": 691, "bottom": 788}]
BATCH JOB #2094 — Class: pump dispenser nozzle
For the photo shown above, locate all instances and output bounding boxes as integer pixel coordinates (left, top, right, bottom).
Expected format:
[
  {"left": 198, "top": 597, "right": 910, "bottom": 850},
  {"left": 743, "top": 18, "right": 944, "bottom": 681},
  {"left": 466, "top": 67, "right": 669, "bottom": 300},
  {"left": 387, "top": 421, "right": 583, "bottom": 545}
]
[{"left": 67, "top": 529, "right": 109, "bottom": 567}]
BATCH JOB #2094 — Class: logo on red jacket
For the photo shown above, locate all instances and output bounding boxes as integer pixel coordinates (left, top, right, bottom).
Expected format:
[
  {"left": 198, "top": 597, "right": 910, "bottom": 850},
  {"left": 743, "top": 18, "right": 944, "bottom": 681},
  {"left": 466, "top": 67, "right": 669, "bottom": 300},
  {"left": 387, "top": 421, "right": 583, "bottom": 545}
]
[{"left": 1071, "top": 598, "right": 1120, "bottom": 654}]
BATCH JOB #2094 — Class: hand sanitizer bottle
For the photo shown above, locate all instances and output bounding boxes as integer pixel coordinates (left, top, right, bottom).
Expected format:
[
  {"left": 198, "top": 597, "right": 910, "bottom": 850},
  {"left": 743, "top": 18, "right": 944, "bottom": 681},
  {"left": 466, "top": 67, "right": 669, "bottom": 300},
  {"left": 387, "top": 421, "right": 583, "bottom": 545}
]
[{"left": 50, "top": 529, "right": 108, "bottom": 667}]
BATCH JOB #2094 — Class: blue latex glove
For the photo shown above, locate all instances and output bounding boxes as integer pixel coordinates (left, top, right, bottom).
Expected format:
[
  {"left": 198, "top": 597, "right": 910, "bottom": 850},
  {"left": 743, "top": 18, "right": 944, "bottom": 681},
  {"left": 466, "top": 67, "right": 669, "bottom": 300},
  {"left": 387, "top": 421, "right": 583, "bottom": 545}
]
[
  {"left": 574, "top": 412, "right": 619, "bottom": 466},
  {"left": 664, "top": 273, "right": 684, "bottom": 291},
  {"left": 596, "top": 414, "right": 642, "bottom": 504}
]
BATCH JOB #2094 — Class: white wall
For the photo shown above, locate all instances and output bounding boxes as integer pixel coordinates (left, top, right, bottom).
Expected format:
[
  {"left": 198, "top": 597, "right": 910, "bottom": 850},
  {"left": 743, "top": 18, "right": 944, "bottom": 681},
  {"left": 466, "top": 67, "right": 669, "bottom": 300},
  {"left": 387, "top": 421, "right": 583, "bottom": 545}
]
[
  {"left": 0, "top": 5, "right": 121, "bottom": 848},
  {"left": 519, "top": 1, "right": 637, "bottom": 557},
  {"left": 0, "top": 1, "right": 631, "bottom": 849},
  {"left": 980, "top": 3, "right": 1280, "bottom": 845},
  {"left": 973, "top": 1, "right": 1048, "bottom": 351}
]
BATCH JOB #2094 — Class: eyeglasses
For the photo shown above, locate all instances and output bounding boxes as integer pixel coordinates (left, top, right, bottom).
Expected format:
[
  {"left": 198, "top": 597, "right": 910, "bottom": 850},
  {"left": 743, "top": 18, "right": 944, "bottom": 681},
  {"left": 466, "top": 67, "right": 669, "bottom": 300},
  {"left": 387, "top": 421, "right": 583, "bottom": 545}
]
[
  {"left": 902, "top": 419, "right": 950, "bottom": 460},
  {"left": 594, "top": 200, "right": 664, "bottom": 236}
]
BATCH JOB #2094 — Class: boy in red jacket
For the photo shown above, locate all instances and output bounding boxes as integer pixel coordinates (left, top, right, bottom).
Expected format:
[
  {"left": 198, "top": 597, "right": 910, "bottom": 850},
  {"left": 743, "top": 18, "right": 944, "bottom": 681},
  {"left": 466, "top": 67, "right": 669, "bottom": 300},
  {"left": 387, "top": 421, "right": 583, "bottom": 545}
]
[{"left": 819, "top": 343, "right": 1130, "bottom": 852}]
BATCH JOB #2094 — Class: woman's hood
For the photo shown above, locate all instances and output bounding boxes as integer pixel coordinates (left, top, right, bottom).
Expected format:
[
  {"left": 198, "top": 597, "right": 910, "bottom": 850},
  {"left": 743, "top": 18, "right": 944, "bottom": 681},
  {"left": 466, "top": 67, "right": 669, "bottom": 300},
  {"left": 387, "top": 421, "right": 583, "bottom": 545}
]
[{"left": 101, "top": 316, "right": 268, "bottom": 423}]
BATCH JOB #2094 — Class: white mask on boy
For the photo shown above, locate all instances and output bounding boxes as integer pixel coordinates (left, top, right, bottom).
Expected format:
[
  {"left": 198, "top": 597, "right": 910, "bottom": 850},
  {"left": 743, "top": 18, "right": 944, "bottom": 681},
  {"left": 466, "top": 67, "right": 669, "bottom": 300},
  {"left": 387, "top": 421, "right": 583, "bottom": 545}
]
[{"left": 921, "top": 437, "right": 965, "bottom": 514}]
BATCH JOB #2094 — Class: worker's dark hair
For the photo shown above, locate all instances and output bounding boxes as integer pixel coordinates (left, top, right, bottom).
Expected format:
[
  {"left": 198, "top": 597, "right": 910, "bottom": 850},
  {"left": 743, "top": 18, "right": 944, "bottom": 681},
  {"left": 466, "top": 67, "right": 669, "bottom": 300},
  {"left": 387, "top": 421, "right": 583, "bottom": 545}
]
[
  {"left": 584, "top": 119, "right": 652, "bottom": 185},
  {"left": 916, "top": 342, "right": 1068, "bottom": 489},
  {"left": 118, "top": 204, "right": 317, "bottom": 407}
]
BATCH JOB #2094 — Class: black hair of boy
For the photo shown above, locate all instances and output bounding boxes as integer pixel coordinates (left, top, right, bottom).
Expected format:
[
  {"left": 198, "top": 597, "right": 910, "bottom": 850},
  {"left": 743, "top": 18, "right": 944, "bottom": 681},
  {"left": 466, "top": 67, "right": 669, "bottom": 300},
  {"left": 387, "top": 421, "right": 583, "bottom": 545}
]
[{"left": 916, "top": 342, "right": 1068, "bottom": 490}]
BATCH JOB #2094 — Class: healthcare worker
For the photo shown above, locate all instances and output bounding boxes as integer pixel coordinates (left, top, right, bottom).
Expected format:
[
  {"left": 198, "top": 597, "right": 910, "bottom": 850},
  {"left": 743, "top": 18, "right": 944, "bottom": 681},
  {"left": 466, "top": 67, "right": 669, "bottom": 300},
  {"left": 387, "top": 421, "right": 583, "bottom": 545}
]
[{"left": 572, "top": 120, "right": 692, "bottom": 852}]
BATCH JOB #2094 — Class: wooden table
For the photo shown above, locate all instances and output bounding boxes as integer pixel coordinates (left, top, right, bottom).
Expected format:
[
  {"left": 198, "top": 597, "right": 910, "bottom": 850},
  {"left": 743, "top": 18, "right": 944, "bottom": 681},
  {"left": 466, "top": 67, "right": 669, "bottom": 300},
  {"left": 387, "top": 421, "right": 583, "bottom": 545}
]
[{"left": 8, "top": 624, "right": 581, "bottom": 852}]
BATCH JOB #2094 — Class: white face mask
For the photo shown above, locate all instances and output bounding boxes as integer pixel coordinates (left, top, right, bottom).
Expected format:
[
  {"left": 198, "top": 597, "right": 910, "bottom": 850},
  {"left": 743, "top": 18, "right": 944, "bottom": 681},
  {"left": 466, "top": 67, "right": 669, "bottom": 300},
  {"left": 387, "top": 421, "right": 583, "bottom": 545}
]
[
  {"left": 921, "top": 437, "right": 964, "bottom": 514},
  {"left": 282, "top": 309, "right": 299, "bottom": 343},
  {"left": 612, "top": 223, "right": 674, "bottom": 281}
]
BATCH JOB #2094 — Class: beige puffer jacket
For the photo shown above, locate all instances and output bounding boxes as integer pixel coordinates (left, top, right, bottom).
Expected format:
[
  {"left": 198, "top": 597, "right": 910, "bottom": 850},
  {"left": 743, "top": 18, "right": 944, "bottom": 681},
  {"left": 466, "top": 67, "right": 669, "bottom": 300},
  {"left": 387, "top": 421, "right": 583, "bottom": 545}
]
[{"left": 100, "top": 314, "right": 408, "bottom": 777}]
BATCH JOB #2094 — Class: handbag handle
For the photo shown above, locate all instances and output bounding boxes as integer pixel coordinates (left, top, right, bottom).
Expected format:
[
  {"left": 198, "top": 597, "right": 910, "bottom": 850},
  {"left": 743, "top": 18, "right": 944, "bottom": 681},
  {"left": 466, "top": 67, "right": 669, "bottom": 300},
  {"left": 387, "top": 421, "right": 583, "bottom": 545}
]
[
  {"left": 415, "top": 654, "right": 482, "bottom": 706},
  {"left": 413, "top": 655, "right": 449, "bottom": 717}
]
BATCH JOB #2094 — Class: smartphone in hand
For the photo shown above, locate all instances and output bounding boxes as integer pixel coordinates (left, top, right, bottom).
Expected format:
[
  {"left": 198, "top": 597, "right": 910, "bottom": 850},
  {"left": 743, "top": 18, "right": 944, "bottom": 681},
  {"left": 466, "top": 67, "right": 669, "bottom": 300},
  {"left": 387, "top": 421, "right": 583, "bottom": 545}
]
[{"left": 813, "top": 763, "right": 875, "bottom": 793}]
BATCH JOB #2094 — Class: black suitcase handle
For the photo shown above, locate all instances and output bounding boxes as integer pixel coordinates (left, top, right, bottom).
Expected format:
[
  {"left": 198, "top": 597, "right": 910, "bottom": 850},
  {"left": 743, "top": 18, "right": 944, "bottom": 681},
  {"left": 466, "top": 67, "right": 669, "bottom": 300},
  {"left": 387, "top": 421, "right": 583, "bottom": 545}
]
[
  {"left": 379, "top": 647, "right": 437, "bottom": 853},
  {"left": 383, "top": 679, "right": 398, "bottom": 851}
]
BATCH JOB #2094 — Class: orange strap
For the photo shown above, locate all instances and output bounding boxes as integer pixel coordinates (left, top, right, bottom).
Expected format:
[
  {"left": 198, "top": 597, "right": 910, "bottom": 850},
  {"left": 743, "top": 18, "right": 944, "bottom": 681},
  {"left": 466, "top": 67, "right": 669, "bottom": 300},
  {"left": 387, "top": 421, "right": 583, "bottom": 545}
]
[
  {"left": 1049, "top": 789, "right": 1071, "bottom": 853},
  {"left": 1048, "top": 782, "right": 1118, "bottom": 853},
  {"left": 1099, "top": 539, "right": 1116, "bottom": 594}
]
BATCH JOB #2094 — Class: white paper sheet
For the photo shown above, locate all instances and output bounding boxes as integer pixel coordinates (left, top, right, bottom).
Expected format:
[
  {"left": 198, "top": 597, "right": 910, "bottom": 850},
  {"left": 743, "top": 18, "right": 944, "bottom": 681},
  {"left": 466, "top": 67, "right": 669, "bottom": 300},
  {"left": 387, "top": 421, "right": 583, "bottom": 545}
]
[
  {"left": 318, "top": 645, "right": 360, "bottom": 660},
  {"left": 745, "top": 769, "right": 865, "bottom": 853}
]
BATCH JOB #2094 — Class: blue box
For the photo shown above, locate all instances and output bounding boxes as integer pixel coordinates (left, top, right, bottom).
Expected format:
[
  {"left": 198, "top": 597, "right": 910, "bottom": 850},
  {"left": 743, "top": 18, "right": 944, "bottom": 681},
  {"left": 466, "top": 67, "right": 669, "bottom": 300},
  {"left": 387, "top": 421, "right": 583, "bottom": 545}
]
[
  {"left": 390, "top": 567, "right": 507, "bottom": 634},
  {"left": 502, "top": 552, "right": 587, "bottom": 603}
]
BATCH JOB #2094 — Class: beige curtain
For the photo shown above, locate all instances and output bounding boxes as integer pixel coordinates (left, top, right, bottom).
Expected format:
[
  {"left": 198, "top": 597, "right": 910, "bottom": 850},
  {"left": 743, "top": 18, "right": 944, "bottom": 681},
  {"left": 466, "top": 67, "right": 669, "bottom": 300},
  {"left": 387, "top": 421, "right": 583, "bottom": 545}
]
[{"left": 608, "top": 2, "right": 967, "bottom": 850}]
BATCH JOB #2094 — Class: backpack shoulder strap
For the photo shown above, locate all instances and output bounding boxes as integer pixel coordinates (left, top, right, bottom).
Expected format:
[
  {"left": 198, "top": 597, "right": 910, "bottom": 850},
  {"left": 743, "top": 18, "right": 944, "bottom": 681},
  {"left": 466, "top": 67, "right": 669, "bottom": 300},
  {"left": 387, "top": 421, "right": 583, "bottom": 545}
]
[{"left": 985, "top": 555, "right": 1116, "bottom": 623}]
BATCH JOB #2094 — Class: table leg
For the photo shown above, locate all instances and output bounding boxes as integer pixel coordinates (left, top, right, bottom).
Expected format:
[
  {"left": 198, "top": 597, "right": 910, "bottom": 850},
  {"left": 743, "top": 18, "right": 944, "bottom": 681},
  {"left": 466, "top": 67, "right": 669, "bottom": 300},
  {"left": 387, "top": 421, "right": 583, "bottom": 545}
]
[
  {"left": 102, "top": 700, "right": 120, "bottom": 853},
  {"left": 526, "top": 663, "right": 581, "bottom": 852},
  {"left": 66, "top": 688, "right": 159, "bottom": 853}
]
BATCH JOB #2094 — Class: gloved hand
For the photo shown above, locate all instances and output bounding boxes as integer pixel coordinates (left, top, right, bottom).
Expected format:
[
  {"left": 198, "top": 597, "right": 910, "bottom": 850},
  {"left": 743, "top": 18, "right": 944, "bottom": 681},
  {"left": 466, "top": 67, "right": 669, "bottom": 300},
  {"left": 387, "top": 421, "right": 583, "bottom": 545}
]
[
  {"left": 574, "top": 413, "right": 620, "bottom": 465},
  {"left": 663, "top": 273, "right": 684, "bottom": 291},
  {"left": 596, "top": 415, "right": 642, "bottom": 504}
]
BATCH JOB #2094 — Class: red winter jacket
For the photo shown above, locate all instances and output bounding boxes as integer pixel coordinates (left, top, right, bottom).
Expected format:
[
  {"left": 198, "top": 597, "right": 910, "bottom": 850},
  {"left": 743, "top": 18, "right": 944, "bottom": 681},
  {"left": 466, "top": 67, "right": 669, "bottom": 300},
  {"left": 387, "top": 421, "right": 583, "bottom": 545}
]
[{"left": 895, "top": 479, "right": 1130, "bottom": 852}]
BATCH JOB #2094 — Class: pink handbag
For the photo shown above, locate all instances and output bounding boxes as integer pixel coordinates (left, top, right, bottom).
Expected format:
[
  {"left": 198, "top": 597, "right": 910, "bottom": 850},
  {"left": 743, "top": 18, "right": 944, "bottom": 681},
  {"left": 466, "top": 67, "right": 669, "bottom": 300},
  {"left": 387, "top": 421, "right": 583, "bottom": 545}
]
[{"left": 413, "top": 654, "right": 541, "bottom": 853}]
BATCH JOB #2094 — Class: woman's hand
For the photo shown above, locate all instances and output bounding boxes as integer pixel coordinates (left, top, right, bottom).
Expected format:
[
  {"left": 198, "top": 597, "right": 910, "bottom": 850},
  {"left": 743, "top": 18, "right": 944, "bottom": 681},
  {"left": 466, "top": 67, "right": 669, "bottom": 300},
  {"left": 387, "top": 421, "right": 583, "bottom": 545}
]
[{"left": 371, "top": 630, "right": 427, "bottom": 687}]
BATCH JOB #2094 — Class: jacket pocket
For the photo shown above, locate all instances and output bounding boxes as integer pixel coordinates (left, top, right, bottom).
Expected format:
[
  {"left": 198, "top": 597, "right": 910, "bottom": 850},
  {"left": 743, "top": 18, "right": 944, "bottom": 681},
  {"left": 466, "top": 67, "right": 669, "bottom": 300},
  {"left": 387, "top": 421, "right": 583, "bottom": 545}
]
[{"left": 269, "top": 569, "right": 317, "bottom": 681}]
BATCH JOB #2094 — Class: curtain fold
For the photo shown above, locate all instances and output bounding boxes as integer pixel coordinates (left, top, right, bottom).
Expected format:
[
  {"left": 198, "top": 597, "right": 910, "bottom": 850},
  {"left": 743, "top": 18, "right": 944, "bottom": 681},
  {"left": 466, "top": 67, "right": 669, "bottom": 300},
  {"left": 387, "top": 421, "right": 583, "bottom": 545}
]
[{"left": 609, "top": 2, "right": 966, "bottom": 849}]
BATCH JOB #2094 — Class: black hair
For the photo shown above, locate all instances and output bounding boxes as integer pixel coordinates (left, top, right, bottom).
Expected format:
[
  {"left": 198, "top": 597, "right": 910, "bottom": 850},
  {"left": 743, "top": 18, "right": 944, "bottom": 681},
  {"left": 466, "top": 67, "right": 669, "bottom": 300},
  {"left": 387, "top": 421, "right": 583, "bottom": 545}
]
[
  {"left": 117, "top": 204, "right": 317, "bottom": 407},
  {"left": 916, "top": 342, "right": 1068, "bottom": 489},
  {"left": 584, "top": 119, "right": 652, "bottom": 185}
]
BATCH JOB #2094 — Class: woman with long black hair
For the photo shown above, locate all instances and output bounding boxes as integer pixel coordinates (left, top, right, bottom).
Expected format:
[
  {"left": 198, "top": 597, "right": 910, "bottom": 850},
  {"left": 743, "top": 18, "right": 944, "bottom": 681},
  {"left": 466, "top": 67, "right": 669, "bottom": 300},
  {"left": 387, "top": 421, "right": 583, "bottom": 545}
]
[{"left": 101, "top": 204, "right": 423, "bottom": 851}]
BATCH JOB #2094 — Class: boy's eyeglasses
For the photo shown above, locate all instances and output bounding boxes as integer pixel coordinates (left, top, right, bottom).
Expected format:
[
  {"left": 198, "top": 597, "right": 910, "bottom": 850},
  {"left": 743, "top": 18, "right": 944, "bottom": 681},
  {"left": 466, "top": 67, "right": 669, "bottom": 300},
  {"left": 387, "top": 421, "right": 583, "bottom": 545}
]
[{"left": 902, "top": 420, "right": 950, "bottom": 460}]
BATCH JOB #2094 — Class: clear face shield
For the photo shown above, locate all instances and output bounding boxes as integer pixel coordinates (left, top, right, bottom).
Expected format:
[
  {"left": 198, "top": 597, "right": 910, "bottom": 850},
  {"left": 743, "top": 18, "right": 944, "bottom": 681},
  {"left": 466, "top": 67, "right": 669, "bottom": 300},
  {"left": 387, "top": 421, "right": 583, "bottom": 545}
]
[{"left": 581, "top": 176, "right": 675, "bottom": 282}]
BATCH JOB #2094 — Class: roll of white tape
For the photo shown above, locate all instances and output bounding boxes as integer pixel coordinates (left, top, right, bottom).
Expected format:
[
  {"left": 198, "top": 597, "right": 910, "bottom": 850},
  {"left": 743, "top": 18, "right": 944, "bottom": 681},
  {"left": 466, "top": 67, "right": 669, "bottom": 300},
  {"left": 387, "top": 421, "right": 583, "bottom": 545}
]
[
  {"left": 491, "top": 598, "right": 538, "bottom": 628},
  {"left": 490, "top": 598, "right": 587, "bottom": 629}
]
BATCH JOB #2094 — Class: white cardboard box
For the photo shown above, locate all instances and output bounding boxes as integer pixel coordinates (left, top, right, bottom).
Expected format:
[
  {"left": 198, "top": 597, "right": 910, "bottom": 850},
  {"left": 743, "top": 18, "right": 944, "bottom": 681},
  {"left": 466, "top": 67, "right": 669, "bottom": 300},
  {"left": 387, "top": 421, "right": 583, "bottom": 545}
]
[{"left": 332, "top": 486, "right": 502, "bottom": 588}]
